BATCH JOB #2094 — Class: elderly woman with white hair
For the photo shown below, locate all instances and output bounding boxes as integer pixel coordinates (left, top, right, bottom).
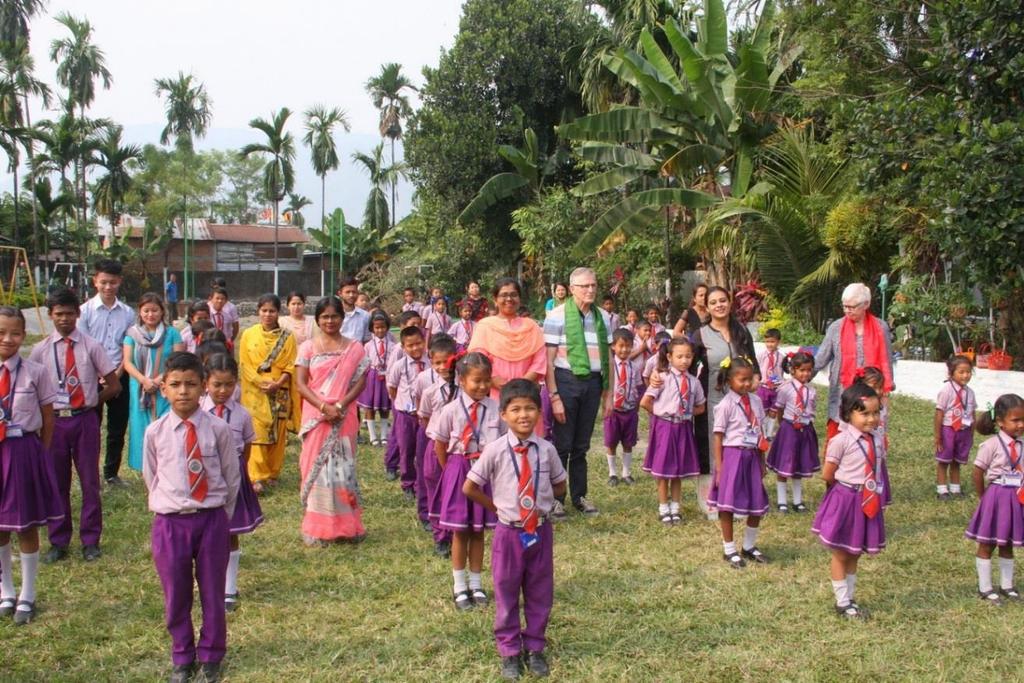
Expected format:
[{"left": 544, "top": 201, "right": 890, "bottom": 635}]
[{"left": 813, "top": 283, "right": 894, "bottom": 442}]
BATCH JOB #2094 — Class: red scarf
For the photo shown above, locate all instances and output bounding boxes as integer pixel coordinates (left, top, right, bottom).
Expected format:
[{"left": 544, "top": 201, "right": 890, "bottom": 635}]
[{"left": 839, "top": 312, "right": 893, "bottom": 392}]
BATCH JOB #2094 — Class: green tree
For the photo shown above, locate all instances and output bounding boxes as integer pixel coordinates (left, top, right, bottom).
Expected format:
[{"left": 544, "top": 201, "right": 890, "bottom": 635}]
[
  {"left": 91, "top": 125, "right": 143, "bottom": 235},
  {"left": 351, "top": 143, "right": 404, "bottom": 237},
  {"left": 365, "top": 63, "right": 416, "bottom": 230},
  {"left": 240, "top": 107, "right": 296, "bottom": 288},
  {"left": 29, "top": 176, "right": 74, "bottom": 266},
  {"left": 302, "top": 104, "right": 350, "bottom": 231},
  {"left": 284, "top": 192, "right": 311, "bottom": 228},
  {"left": 0, "top": 0, "right": 45, "bottom": 49}
]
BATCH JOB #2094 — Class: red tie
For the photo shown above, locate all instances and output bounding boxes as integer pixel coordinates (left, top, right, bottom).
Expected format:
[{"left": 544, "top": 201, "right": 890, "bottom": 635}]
[
  {"left": 614, "top": 362, "right": 627, "bottom": 409},
  {"left": 861, "top": 435, "right": 880, "bottom": 519},
  {"left": 460, "top": 402, "right": 479, "bottom": 456},
  {"left": 184, "top": 419, "right": 208, "bottom": 502},
  {"left": 65, "top": 339, "right": 85, "bottom": 409},
  {"left": 678, "top": 374, "right": 689, "bottom": 416},
  {"left": 214, "top": 311, "right": 224, "bottom": 331},
  {"left": 0, "top": 365, "right": 9, "bottom": 441},
  {"left": 515, "top": 444, "right": 538, "bottom": 534},
  {"left": 215, "top": 404, "right": 225, "bottom": 419},
  {"left": 1009, "top": 439, "right": 1024, "bottom": 504},
  {"left": 378, "top": 339, "right": 386, "bottom": 360},
  {"left": 951, "top": 384, "right": 965, "bottom": 431},
  {"left": 416, "top": 359, "right": 424, "bottom": 373},
  {"left": 464, "top": 321, "right": 472, "bottom": 336},
  {"left": 792, "top": 383, "right": 806, "bottom": 431}
]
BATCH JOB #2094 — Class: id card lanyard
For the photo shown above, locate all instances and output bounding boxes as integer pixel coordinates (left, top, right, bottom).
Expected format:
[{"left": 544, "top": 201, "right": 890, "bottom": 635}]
[
  {"left": 460, "top": 399, "right": 486, "bottom": 453},
  {"left": 0, "top": 358, "right": 22, "bottom": 424},
  {"left": 855, "top": 434, "right": 882, "bottom": 482},
  {"left": 671, "top": 371, "right": 691, "bottom": 417}
]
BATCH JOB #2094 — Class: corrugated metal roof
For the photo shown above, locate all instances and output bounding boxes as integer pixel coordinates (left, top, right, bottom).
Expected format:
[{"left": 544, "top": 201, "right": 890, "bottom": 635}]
[{"left": 122, "top": 221, "right": 308, "bottom": 244}]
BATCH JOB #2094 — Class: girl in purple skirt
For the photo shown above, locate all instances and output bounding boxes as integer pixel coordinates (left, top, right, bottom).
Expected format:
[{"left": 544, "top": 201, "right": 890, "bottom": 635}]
[
  {"left": 766, "top": 351, "right": 820, "bottom": 513},
  {"left": 201, "top": 354, "right": 261, "bottom": 613},
  {"left": 358, "top": 311, "right": 394, "bottom": 446},
  {"left": 811, "top": 383, "right": 886, "bottom": 620},
  {"left": 0, "top": 306, "right": 61, "bottom": 625},
  {"left": 428, "top": 352, "right": 503, "bottom": 610},
  {"left": 964, "top": 394, "right": 1024, "bottom": 606},
  {"left": 934, "top": 355, "right": 976, "bottom": 500},
  {"left": 708, "top": 356, "right": 770, "bottom": 568},
  {"left": 641, "top": 337, "right": 706, "bottom": 525}
]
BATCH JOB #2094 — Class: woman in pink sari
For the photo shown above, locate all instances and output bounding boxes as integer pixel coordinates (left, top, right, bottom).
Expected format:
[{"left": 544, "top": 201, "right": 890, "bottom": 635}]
[{"left": 294, "top": 296, "right": 370, "bottom": 545}]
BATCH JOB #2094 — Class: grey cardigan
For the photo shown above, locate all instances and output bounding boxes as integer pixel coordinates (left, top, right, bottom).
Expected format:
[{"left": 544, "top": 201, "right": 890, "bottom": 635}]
[{"left": 814, "top": 317, "right": 894, "bottom": 422}]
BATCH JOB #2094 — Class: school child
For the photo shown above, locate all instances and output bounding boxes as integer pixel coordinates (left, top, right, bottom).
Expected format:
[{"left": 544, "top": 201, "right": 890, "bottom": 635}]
[
  {"left": 143, "top": 352, "right": 239, "bottom": 682},
  {"left": 622, "top": 308, "right": 640, "bottom": 333},
  {"left": 631, "top": 320, "right": 652, "bottom": 363},
  {"left": 200, "top": 354, "right": 262, "bottom": 613},
  {"left": 428, "top": 352, "right": 503, "bottom": 610},
  {"left": 418, "top": 336, "right": 458, "bottom": 556},
  {"left": 179, "top": 300, "right": 211, "bottom": 353},
  {"left": 186, "top": 319, "right": 215, "bottom": 356},
  {"left": 208, "top": 286, "right": 239, "bottom": 349},
  {"left": 355, "top": 292, "right": 371, "bottom": 311},
  {"left": 464, "top": 379, "right": 567, "bottom": 680},
  {"left": 604, "top": 328, "right": 644, "bottom": 486},
  {"left": 0, "top": 307, "right": 61, "bottom": 625},
  {"left": 642, "top": 331, "right": 671, "bottom": 383},
  {"left": 641, "top": 337, "right": 706, "bottom": 524},
  {"left": 766, "top": 351, "right": 820, "bottom": 513},
  {"left": 448, "top": 301, "right": 476, "bottom": 352},
  {"left": 381, "top": 311, "right": 424, "bottom": 480},
  {"left": 755, "top": 328, "right": 784, "bottom": 409},
  {"left": 425, "top": 297, "right": 451, "bottom": 345},
  {"left": 123, "top": 293, "right": 185, "bottom": 472},
  {"left": 30, "top": 289, "right": 118, "bottom": 564},
  {"left": 601, "top": 296, "right": 620, "bottom": 332},
  {"left": 811, "top": 383, "right": 887, "bottom": 619},
  {"left": 402, "top": 287, "right": 424, "bottom": 313},
  {"left": 387, "top": 326, "right": 428, "bottom": 500},
  {"left": 358, "top": 311, "right": 394, "bottom": 446},
  {"left": 855, "top": 367, "right": 893, "bottom": 507},
  {"left": 426, "top": 286, "right": 450, "bottom": 314},
  {"left": 644, "top": 305, "right": 666, "bottom": 337},
  {"left": 965, "top": 394, "right": 1024, "bottom": 605},
  {"left": 935, "top": 355, "right": 976, "bottom": 500},
  {"left": 708, "top": 357, "right": 771, "bottom": 568}
]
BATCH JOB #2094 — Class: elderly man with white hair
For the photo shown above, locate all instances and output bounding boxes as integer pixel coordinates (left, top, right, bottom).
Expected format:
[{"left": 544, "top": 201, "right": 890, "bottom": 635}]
[{"left": 813, "top": 283, "right": 895, "bottom": 443}]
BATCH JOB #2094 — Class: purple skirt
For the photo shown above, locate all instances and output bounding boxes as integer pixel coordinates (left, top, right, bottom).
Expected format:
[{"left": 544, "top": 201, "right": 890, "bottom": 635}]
[
  {"left": 603, "top": 409, "right": 639, "bottom": 450},
  {"left": 936, "top": 425, "right": 973, "bottom": 464},
  {"left": 433, "top": 453, "right": 497, "bottom": 532},
  {"left": 0, "top": 435, "right": 63, "bottom": 532},
  {"left": 965, "top": 484, "right": 1024, "bottom": 546},
  {"left": 707, "top": 446, "right": 769, "bottom": 515},
  {"left": 766, "top": 420, "right": 820, "bottom": 478},
  {"left": 642, "top": 417, "right": 699, "bottom": 479},
  {"left": 811, "top": 483, "right": 886, "bottom": 555},
  {"left": 357, "top": 367, "right": 392, "bottom": 411},
  {"left": 230, "top": 454, "right": 264, "bottom": 535},
  {"left": 880, "top": 459, "right": 892, "bottom": 507},
  {"left": 756, "top": 386, "right": 778, "bottom": 411}
]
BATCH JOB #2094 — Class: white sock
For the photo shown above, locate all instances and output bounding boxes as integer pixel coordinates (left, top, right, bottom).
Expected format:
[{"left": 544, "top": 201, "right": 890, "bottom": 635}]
[
  {"left": 776, "top": 482, "right": 788, "bottom": 505},
  {"left": 950, "top": 483, "right": 962, "bottom": 494},
  {"left": 723, "top": 541, "right": 737, "bottom": 555},
  {"left": 453, "top": 569, "right": 468, "bottom": 593},
  {"left": 607, "top": 453, "right": 617, "bottom": 477},
  {"left": 18, "top": 551, "right": 38, "bottom": 605},
  {"left": 621, "top": 452, "right": 633, "bottom": 477},
  {"left": 669, "top": 501, "right": 680, "bottom": 515},
  {"left": 832, "top": 579, "right": 850, "bottom": 607},
  {"left": 659, "top": 503, "right": 670, "bottom": 516},
  {"left": 937, "top": 484, "right": 949, "bottom": 494},
  {"left": 0, "top": 543, "right": 15, "bottom": 599},
  {"left": 1000, "top": 558, "right": 1015, "bottom": 590},
  {"left": 365, "top": 419, "right": 378, "bottom": 442},
  {"left": 468, "top": 571, "right": 482, "bottom": 591},
  {"left": 977, "top": 558, "right": 993, "bottom": 593},
  {"left": 743, "top": 526, "right": 759, "bottom": 551},
  {"left": 792, "top": 479, "right": 804, "bottom": 505},
  {"left": 846, "top": 573, "right": 857, "bottom": 601},
  {"left": 226, "top": 550, "right": 241, "bottom": 595}
]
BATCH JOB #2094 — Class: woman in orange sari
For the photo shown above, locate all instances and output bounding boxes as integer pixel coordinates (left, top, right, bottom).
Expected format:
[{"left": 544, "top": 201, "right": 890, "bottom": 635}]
[{"left": 294, "top": 296, "right": 369, "bottom": 545}]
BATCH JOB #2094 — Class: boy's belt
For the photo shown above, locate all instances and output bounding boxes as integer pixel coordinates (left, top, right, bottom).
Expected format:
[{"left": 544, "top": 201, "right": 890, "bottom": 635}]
[{"left": 56, "top": 407, "right": 93, "bottom": 418}]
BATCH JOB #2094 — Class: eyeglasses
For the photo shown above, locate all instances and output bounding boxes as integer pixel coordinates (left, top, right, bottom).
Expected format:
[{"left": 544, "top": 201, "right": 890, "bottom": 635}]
[
  {"left": 842, "top": 303, "right": 865, "bottom": 311},
  {"left": 571, "top": 283, "right": 598, "bottom": 289},
  {"left": 496, "top": 292, "right": 520, "bottom": 300}
]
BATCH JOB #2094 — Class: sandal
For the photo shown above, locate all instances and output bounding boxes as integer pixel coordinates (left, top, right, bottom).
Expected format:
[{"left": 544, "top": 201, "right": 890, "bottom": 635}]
[
  {"left": 13, "top": 600, "right": 35, "bottom": 625},
  {"left": 776, "top": 504, "right": 789, "bottom": 513},
  {"left": 835, "top": 602, "right": 862, "bottom": 619},
  {"left": 793, "top": 503, "right": 809, "bottom": 513},
  {"left": 670, "top": 512, "right": 682, "bottom": 525},
  {"left": 471, "top": 588, "right": 488, "bottom": 606},
  {"left": 659, "top": 512, "right": 673, "bottom": 526},
  {"left": 454, "top": 589, "right": 474, "bottom": 611},
  {"left": 979, "top": 590, "right": 1004, "bottom": 606},
  {"left": 723, "top": 552, "right": 747, "bottom": 569},
  {"left": 1001, "top": 587, "right": 1022, "bottom": 601},
  {"left": 224, "top": 592, "right": 240, "bottom": 612},
  {"left": 0, "top": 597, "right": 15, "bottom": 617},
  {"left": 741, "top": 547, "right": 769, "bottom": 564}
]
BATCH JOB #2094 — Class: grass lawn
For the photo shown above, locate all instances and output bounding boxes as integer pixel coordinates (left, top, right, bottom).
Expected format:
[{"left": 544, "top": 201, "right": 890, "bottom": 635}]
[{"left": 0, "top": 392, "right": 1014, "bottom": 681}]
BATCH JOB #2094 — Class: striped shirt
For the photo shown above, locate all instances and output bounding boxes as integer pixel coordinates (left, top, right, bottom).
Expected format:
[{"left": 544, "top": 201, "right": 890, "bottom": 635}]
[{"left": 543, "top": 304, "right": 613, "bottom": 373}]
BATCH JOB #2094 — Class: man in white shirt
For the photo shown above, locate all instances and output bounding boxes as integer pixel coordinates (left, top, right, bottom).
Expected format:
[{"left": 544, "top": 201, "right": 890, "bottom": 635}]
[{"left": 336, "top": 275, "right": 371, "bottom": 343}]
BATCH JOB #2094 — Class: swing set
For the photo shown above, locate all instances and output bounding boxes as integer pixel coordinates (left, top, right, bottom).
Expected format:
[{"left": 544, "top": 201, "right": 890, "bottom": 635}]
[{"left": 0, "top": 247, "right": 47, "bottom": 335}]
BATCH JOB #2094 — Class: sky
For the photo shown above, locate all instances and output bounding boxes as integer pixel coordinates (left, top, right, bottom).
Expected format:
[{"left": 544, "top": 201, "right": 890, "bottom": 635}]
[{"left": 7, "top": 0, "right": 468, "bottom": 229}]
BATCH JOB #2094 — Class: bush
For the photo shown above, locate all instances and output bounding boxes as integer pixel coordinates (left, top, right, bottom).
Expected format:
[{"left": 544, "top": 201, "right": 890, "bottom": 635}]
[{"left": 759, "top": 298, "right": 821, "bottom": 346}]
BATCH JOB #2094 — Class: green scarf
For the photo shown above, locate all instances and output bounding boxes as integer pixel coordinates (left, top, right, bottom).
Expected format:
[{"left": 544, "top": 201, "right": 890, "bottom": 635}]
[{"left": 564, "top": 297, "right": 609, "bottom": 389}]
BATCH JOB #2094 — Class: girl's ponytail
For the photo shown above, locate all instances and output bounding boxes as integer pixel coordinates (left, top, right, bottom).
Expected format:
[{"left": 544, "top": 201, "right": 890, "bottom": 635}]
[{"left": 976, "top": 394, "right": 1024, "bottom": 436}]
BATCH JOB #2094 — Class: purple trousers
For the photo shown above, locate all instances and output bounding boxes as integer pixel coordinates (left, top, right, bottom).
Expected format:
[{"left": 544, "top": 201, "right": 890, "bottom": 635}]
[
  {"left": 394, "top": 410, "right": 419, "bottom": 491},
  {"left": 152, "top": 508, "right": 229, "bottom": 666},
  {"left": 384, "top": 426, "right": 400, "bottom": 473},
  {"left": 492, "top": 522, "right": 554, "bottom": 657},
  {"left": 415, "top": 423, "right": 430, "bottom": 521},
  {"left": 48, "top": 411, "right": 102, "bottom": 547}
]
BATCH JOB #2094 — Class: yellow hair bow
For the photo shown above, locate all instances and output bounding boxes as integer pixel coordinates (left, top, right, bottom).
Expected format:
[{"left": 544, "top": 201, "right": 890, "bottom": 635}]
[{"left": 720, "top": 357, "right": 732, "bottom": 369}]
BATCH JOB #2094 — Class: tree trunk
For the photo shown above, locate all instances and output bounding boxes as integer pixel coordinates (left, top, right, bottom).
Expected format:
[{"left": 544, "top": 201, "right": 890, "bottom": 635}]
[
  {"left": 390, "top": 135, "right": 397, "bottom": 231},
  {"left": 23, "top": 93, "right": 39, "bottom": 273},
  {"left": 320, "top": 173, "right": 326, "bottom": 290},
  {"left": 12, "top": 158, "right": 19, "bottom": 250}
]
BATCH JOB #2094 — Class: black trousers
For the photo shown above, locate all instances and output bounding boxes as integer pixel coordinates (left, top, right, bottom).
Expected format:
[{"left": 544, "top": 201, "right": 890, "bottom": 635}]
[
  {"left": 100, "top": 373, "right": 131, "bottom": 480},
  {"left": 552, "top": 368, "right": 603, "bottom": 505}
]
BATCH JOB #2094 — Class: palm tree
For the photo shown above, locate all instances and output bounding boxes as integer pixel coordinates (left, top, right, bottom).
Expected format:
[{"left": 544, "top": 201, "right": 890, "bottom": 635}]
[
  {"left": 31, "top": 176, "right": 74, "bottom": 268},
  {"left": 284, "top": 192, "right": 311, "bottom": 228},
  {"left": 364, "top": 63, "right": 415, "bottom": 230},
  {"left": 0, "top": 0, "right": 46, "bottom": 48},
  {"left": 241, "top": 108, "right": 295, "bottom": 292},
  {"left": 154, "top": 71, "right": 212, "bottom": 299},
  {"left": 351, "top": 143, "right": 405, "bottom": 238},
  {"left": 302, "top": 105, "right": 349, "bottom": 231},
  {"left": 92, "top": 125, "right": 143, "bottom": 236}
]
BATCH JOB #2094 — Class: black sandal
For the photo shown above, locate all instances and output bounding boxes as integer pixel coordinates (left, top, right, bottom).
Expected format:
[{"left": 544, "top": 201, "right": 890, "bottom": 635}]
[
  {"left": 776, "top": 503, "right": 789, "bottom": 513},
  {"left": 979, "top": 590, "right": 1004, "bottom": 606},
  {"left": 0, "top": 597, "right": 14, "bottom": 617},
  {"left": 670, "top": 512, "right": 682, "bottom": 525},
  {"left": 1001, "top": 587, "right": 1022, "bottom": 601},
  {"left": 835, "top": 602, "right": 862, "bottom": 619},
  {"left": 659, "top": 512, "right": 673, "bottom": 526},
  {"left": 723, "top": 552, "right": 746, "bottom": 569},
  {"left": 793, "top": 503, "right": 809, "bottom": 513},
  {"left": 741, "top": 546, "right": 769, "bottom": 564},
  {"left": 13, "top": 600, "right": 35, "bottom": 625},
  {"left": 471, "top": 588, "right": 488, "bottom": 606},
  {"left": 454, "top": 590, "right": 474, "bottom": 611}
]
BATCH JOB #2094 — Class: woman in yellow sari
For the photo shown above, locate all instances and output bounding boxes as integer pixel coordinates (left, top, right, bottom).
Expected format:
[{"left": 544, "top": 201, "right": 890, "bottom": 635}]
[{"left": 239, "top": 293, "right": 300, "bottom": 493}]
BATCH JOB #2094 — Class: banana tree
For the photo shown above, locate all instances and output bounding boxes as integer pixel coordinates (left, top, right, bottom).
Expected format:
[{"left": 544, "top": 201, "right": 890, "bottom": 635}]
[
  {"left": 306, "top": 208, "right": 356, "bottom": 295},
  {"left": 559, "top": 0, "right": 801, "bottom": 280},
  {"left": 99, "top": 219, "right": 171, "bottom": 287}
]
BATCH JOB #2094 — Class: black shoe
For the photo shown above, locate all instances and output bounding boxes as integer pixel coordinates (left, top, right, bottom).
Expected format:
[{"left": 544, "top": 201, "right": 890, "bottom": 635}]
[
  {"left": 12, "top": 600, "right": 34, "bottom": 625},
  {"left": 199, "top": 661, "right": 221, "bottom": 683},
  {"left": 105, "top": 476, "right": 128, "bottom": 488},
  {"left": 741, "top": 546, "right": 769, "bottom": 564},
  {"left": 792, "top": 503, "right": 809, "bottom": 513},
  {"left": 82, "top": 544, "right": 102, "bottom": 562},
  {"left": 835, "top": 602, "right": 863, "bottom": 619},
  {"left": 43, "top": 545, "right": 69, "bottom": 564},
  {"left": 608, "top": 475, "right": 619, "bottom": 487},
  {"left": 724, "top": 552, "right": 746, "bottom": 569},
  {"left": 0, "top": 597, "right": 15, "bottom": 617},
  {"left": 621, "top": 475, "right": 635, "bottom": 485},
  {"left": 224, "top": 593, "right": 239, "bottom": 612},
  {"left": 385, "top": 469, "right": 398, "bottom": 481},
  {"left": 776, "top": 503, "right": 789, "bottom": 514},
  {"left": 937, "top": 491, "right": 951, "bottom": 501},
  {"left": 168, "top": 662, "right": 194, "bottom": 683},
  {"left": 433, "top": 541, "right": 451, "bottom": 558},
  {"left": 573, "top": 497, "right": 599, "bottom": 516},
  {"left": 403, "top": 488, "right": 415, "bottom": 502},
  {"left": 471, "top": 588, "right": 488, "bottom": 606},
  {"left": 500, "top": 654, "right": 522, "bottom": 680},
  {"left": 420, "top": 519, "right": 432, "bottom": 532},
  {"left": 526, "top": 650, "right": 550, "bottom": 676},
  {"left": 454, "top": 589, "right": 474, "bottom": 611}
]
